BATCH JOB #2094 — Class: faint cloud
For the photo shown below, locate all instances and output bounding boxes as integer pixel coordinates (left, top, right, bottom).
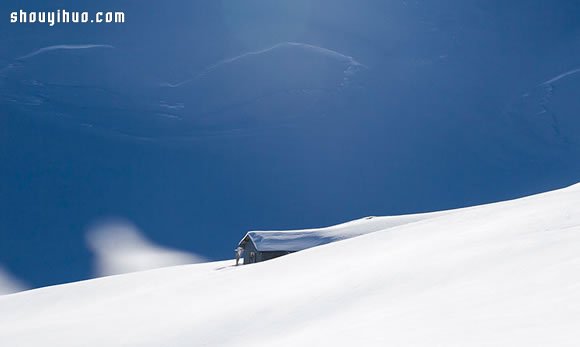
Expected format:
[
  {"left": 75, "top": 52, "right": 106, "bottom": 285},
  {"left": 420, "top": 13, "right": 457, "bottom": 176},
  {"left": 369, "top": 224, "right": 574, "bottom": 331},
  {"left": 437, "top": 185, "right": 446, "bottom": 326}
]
[
  {"left": 16, "top": 44, "right": 114, "bottom": 61},
  {"left": 0, "top": 266, "right": 28, "bottom": 295},
  {"left": 86, "top": 218, "right": 205, "bottom": 277}
]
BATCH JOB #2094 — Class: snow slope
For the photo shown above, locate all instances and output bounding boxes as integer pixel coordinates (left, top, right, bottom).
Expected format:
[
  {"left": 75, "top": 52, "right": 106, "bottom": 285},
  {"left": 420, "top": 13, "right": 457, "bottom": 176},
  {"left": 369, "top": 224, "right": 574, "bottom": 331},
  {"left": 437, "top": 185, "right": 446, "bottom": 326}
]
[{"left": 1, "top": 183, "right": 580, "bottom": 346}]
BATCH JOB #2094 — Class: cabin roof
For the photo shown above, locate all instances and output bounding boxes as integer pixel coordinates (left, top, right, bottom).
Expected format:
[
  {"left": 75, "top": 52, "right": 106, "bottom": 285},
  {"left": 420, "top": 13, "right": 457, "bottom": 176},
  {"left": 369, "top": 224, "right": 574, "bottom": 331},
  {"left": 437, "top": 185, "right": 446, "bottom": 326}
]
[
  {"left": 238, "top": 215, "right": 430, "bottom": 252},
  {"left": 240, "top": 230, "right": 336, "bottom": 252}
]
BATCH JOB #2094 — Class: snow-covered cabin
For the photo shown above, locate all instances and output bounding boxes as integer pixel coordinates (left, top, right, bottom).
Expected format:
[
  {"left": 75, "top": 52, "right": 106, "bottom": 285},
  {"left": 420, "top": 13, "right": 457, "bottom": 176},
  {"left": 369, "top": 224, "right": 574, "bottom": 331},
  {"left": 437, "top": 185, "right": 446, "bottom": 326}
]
[
  {"left": 237, "top": 230, "right": 335, "bottom": 264},
  {"left": 236, "top": 215, "right": 439, "bottom": 264}
]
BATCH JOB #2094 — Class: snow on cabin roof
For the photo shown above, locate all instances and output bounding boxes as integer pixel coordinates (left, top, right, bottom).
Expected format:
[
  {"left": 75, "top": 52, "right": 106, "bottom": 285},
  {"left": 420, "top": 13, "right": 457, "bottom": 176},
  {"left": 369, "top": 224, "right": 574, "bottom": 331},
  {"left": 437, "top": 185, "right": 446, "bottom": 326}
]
[
  {"left": 242, "top": 231, "right": 336, "bottom": 252},
  {"left": 238, "top": 213, "right": 446, "bottom": 252}
]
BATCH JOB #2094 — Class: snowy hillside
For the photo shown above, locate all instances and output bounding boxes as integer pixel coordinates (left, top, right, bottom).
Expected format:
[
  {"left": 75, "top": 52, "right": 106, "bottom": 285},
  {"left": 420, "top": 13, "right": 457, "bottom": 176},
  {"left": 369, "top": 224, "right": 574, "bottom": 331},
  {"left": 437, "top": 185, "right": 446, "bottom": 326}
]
[
  {"left": 1, "top": 183, "right": 580, "bottom": 346},
  {"left": 3, "top": 1, "right": 580, "bottom": 289}
]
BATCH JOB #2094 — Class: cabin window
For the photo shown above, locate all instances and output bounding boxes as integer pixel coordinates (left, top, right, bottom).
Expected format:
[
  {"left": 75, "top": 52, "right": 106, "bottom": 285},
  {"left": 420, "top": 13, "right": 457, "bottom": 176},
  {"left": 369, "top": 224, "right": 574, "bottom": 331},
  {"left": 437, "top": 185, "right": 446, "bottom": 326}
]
[{"left": 249, "top": 252, "right": 255, "bottom": 263}]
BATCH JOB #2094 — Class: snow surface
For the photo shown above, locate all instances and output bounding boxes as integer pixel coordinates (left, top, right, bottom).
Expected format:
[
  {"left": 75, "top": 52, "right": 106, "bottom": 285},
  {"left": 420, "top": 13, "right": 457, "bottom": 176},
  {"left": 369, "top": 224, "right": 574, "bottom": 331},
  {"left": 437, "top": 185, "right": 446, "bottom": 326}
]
[{"left": 1, "top": 183, "right": 580, "bottom": 346}]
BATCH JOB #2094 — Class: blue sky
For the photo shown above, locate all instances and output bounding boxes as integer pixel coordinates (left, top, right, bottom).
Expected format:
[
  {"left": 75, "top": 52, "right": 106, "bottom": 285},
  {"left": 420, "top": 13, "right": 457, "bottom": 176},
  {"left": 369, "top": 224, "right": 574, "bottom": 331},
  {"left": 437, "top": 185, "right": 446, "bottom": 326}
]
[{"left": 1, "top": 0, "right": 580, "bottom": 288}]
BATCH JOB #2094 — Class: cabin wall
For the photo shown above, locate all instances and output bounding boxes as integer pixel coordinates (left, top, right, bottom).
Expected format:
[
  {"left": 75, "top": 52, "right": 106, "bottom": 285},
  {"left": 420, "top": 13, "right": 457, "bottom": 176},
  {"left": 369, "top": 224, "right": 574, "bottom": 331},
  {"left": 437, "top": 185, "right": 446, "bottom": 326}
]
[
  {"left": 242, "top": 241, "right": 258, "bottom": 264},
  {"left": 240, "top": 239, "right": 295, "bottom": 264}
]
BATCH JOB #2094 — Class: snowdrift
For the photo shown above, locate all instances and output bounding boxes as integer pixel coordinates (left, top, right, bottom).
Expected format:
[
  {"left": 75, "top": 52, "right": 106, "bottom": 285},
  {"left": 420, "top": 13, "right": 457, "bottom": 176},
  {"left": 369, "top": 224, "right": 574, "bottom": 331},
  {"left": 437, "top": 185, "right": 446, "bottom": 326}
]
[{"left": 1, "top": 183, "right": 580, "bottom": 346}]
